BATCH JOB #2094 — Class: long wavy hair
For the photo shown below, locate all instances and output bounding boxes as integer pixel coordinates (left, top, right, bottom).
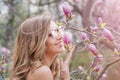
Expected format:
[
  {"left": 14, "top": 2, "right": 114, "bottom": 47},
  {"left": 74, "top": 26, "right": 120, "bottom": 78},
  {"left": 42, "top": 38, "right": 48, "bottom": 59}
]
[{"left": 9, "top": 14, "right": 60, "bottom": 80}]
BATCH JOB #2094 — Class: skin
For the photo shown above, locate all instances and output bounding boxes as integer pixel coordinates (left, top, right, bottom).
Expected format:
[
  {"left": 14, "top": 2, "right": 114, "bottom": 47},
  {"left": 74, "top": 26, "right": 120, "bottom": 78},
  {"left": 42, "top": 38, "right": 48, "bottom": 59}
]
[{"left": 26, "top": 21, "right": 75, "bottom": 80}]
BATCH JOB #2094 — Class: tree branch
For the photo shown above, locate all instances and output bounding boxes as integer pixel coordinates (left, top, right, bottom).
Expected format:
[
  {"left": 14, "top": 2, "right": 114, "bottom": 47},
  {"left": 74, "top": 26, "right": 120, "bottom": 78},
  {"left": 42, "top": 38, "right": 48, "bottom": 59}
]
[{"left": 96, "top": 58, "right": 120, "bottom": 80}]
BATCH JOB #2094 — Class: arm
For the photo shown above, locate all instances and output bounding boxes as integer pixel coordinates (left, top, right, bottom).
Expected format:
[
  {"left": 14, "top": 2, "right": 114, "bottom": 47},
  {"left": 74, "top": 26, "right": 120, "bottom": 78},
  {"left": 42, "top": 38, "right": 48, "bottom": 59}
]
[{"left": 60, "top": 46, "right": 75, "bottom": 80}]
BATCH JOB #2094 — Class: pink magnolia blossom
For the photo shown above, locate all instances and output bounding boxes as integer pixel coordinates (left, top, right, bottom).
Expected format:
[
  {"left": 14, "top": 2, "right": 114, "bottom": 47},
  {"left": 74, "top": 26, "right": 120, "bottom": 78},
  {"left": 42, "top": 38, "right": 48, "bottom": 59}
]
[
  {"left": 63, "top": 32, "right": 72, "bottom": 45},
  {"left": 91, "top": 62, "right": 100, "bottom": 72},
  {"left": 0, "top": 65, "right": 5, "bottom": 71},
  {"left": 103, "top": 28, "right": 114, "bottom": 41},
  {"left": 80, "top": 32, "right": 89, "bottom": 41},
  {"left": 88, "top": 44, "right": 98, "bottom": 56},
  {"left": 97, "top": 54, "right": 103, "bottom": 64},
  {"left": 94, "top": 65, "right": 101, "bottom": 72},
  {"left": 101, "top": 73, "right": 107, "bottom": 79},
  {"left": 62, "top": 2, "right": 72, "bottom": 18},
  {"left": 101, "top": 10, "right": 104, "bottom": 14},
  {"left": 91, "top": 61, "right": 97, "bottom": 68},
  {"left": 96, "top": 0, "right": 103, "bottom": 5},
  {"left": 0, "top": 47, "right": 11, "bottom": 55},
  {"left": 97, "top": 17, "right": 103, "bottom": 24},
  {"left": 90, "top": 26, "right": 98, "bottom": 33},
  {"left": 78, "top": 66, "right": 83, "bottom": 71}
]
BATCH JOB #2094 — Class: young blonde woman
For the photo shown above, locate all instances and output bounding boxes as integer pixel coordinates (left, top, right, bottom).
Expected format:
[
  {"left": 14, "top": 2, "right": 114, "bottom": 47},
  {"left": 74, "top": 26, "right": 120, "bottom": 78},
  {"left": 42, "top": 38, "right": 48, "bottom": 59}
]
[{"left": 9, "top": 14, "right": 75, "bottom": 80}]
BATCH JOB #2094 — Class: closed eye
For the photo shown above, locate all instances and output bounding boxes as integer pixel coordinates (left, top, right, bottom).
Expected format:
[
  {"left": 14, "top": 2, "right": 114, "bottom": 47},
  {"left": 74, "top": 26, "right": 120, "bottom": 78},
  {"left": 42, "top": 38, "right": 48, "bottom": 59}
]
[{"left": 48, "top": 33, "right": 52, "bottom": 37}]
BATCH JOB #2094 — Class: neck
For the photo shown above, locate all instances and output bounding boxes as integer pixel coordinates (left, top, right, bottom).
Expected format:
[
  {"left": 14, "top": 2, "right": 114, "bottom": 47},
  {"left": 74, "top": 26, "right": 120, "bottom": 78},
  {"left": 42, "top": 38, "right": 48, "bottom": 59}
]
[{"left": 42, "top": 53, "right": 57, "bottom": 67}]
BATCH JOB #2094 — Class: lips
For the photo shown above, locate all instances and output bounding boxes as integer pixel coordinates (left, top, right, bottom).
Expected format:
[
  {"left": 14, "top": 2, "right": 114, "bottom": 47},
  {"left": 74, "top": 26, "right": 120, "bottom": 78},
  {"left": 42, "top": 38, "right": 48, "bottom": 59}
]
[{"left": 55, "top": 41, "right": 63, "bottom": 45}]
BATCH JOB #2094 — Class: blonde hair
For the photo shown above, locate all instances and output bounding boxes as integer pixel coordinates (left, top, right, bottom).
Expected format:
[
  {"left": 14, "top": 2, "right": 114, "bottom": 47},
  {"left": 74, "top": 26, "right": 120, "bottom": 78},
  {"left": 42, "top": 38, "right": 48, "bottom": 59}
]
[{"left": 9, "top": 14, "right": 60, "bottom": 80}]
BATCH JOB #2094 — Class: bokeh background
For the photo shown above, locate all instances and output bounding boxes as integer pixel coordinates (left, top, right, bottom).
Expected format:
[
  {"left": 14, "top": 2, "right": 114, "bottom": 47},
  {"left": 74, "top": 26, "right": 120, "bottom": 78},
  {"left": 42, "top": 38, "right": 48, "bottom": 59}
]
[{"left": 0, "top": 0, "right": 120, "bottom": 80}]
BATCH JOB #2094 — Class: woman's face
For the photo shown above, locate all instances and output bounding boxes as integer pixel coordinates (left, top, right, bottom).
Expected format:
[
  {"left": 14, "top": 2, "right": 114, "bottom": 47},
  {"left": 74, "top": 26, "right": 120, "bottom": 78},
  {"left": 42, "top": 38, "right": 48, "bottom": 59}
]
[{"left": 45, "top": 21, "right": 64, "bottom": 54}]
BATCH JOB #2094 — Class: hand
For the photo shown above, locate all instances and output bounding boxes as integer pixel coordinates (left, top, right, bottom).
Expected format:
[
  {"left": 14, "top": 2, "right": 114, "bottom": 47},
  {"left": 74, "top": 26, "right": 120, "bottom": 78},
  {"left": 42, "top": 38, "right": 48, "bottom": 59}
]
[{"left": 60, "top": 46, "right": 75, "bottom": 80}]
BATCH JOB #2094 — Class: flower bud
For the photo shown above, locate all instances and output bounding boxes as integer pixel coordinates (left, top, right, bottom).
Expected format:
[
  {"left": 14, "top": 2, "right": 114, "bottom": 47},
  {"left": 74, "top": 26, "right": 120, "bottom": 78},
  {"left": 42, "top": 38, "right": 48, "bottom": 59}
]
[
  {"left": 97, "top": 54, "right": 103, "bottom": 64},
  {"left": 103, "top": 28, "right": 114, "bottom": 41},
  {"left": 93, "top": 65, "right": 101, "bottom": 72},
  {"left": 90, "top": 26, "right": 98, "bottom": 34},
  {"left": 63, "top": 32, "right": 72, "bottom": 45},
  {"left": 96, "top": 0, "right": 103, "bottom": 5},
  {"left": 101, "top": 73, "right": 107, "bottom": 79},
  {"left": 0, "top": 47, "right": 11, "bottom": 55},
  {"left": 91, "top": 61, "right": 97, "bottom": 68},
  {"left": 88, "top": 44, "right": 98, "bottom": 56},
  {"left": 97, "top": 17, "right": 103, "bottom": 24},
  {"left": 62, "top": 2, "right": 72, "bottom": 19},
  {"left": 80, "top": 32, "right": 89, "bottom": 41},
  {"left": 78, "top": 66, "right": 83, "bottom": 71},
  {"left": 0, "top": 65, "right": 5, "bottom": 71}
]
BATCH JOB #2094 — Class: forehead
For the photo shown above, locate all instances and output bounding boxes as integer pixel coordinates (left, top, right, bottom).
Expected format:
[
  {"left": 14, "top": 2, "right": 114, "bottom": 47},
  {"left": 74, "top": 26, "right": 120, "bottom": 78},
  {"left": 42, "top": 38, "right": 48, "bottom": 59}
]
[{"left": 50, "top": 21, "right": 58, "bottom": 29}]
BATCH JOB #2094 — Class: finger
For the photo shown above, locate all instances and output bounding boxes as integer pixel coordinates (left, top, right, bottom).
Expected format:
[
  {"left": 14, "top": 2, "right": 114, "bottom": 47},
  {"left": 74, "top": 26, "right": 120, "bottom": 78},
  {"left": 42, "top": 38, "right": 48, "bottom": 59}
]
[
  {"left": 60, "top": 58, "right": 63, "bottom": 68},
  {"left": 64, "top": 46, "right": 75, "bottom": 65}
]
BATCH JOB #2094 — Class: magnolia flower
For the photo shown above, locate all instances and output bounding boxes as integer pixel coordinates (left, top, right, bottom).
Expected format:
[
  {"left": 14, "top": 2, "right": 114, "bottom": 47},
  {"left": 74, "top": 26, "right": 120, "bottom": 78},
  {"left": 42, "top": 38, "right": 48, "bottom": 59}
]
[
  {"left": 0, "top": 47, "right": 11, "bottom": 55},
  {"left": 94, "top": 65, "right": 101, "bottom": 72},
  {"left": 63, "top": 31, "right": 73, "bottom": 52},
  {"left": 101, "top": 10, "right": 104, "bottom": 14},
  {"left": 63, "top": 31, "right": 72, "bottom": 45},
  {"left": 92, "top": 64, "right": 101, "bottom": 72},
  {"left": 96, "top": 0, "right": 103, "bottom": 5},
  {"left": 97, "top": 17, "right": 103, "bottom": 25},
  {"left": 101, "top": 73, "right": 107, "bottom": 79},
  {"left": 90, "top": 26, "right": 98, "bottom": 34},
  {"left": 103, "top": 28, "right": 114, "bottom": 41},
  {"left": 97, "top": 54, "right": 103, "bottom": 64},
  {"left": 88, "top": 44, "right": 98, "bottom": 56},
  {"left": 78, "top": 66, "right": 83, "bottom": 71},
  {"left": 62, "top": 2, "right": 72, "bottom": 19},
  {"left": 0, "top": 64, "right": 6, "bottom": 73},
  {"left": 80, "top": 32, "right": 89, "bottom": 41},
  {"left": 91, "top": 61, "right": 96, "bottom": 68}
]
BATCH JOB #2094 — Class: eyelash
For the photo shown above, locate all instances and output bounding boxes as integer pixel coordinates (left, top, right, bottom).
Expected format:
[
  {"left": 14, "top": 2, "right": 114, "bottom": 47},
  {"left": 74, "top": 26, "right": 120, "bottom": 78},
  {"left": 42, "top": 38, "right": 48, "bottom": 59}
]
[
  {"left": 48, "top": 26, "right": 64, "bottom": 37},
  {"left": 48, "top": 33, "right": 52, "bottom": 36}
]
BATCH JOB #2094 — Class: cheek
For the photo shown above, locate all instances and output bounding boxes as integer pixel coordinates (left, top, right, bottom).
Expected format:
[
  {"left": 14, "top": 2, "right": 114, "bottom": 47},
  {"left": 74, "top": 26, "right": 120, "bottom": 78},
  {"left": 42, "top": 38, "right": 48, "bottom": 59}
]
[{"left": 45, "top": 39, "right": 55, "bottom": 50}]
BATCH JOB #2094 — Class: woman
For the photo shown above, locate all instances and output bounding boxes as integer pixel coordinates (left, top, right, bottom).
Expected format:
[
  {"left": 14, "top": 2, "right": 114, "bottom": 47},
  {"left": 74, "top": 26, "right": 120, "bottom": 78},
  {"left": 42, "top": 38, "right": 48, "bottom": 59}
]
[{"left": 9, "top": 14, "right": 75, "bottom": 80}]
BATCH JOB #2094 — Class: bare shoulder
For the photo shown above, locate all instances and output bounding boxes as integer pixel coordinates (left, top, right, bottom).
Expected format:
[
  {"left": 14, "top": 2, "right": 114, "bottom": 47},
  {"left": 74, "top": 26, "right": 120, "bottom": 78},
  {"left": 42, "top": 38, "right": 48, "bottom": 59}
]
[{"left": 27, "top": 65, "right": 53, "bottom": 80}]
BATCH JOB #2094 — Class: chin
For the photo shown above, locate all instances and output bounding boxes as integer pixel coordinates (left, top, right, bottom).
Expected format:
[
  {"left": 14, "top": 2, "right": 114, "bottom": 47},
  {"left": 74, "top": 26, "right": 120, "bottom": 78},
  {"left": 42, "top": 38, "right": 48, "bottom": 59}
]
[
  {"left": 58, "top": 50, "right": 64, "bottom": 53},
  {"left": 57, "top": 47, "right": 65, "bottom": 54},
  {"left": 52, "top": 46, "right": 65, "bottom": 54}
]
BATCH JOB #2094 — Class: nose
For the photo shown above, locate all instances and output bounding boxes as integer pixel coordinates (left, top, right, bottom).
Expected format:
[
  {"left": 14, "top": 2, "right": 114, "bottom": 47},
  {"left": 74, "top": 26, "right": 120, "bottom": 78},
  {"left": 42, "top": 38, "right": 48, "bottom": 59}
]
[{"left": 56, "top": 32, "right": 63, "bottom": 40}]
